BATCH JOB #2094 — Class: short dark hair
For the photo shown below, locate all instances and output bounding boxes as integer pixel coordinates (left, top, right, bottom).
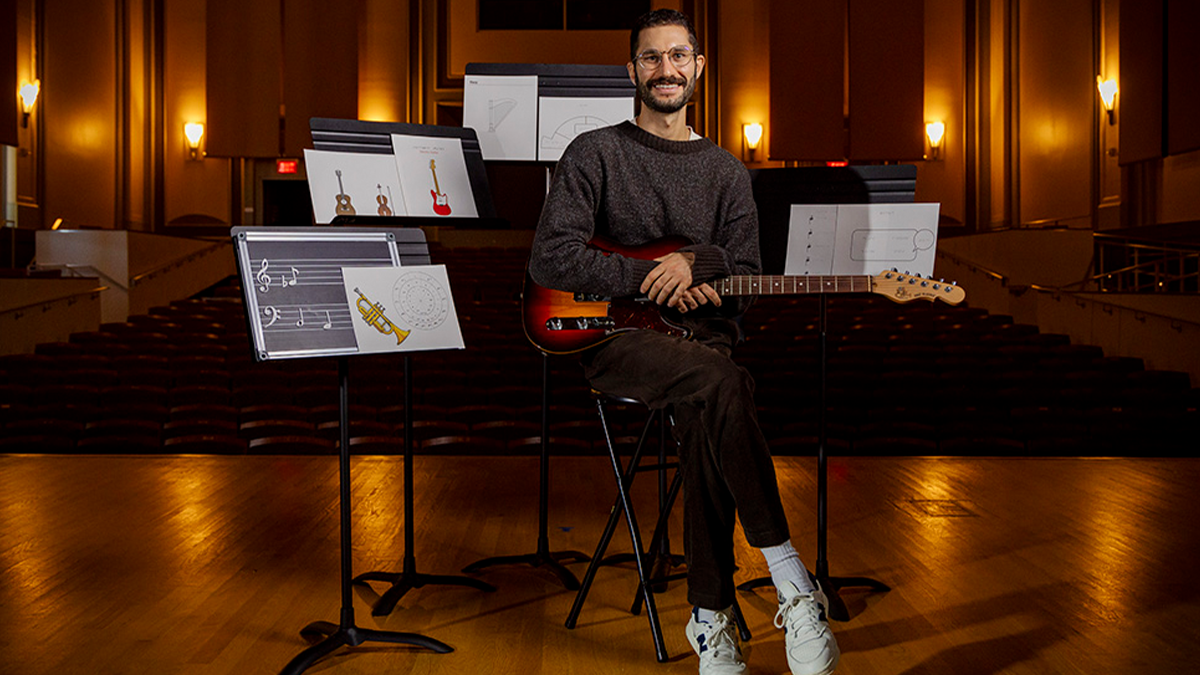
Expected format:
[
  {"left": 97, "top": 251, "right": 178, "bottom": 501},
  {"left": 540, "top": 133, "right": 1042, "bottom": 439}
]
[{"left": 630, "top": 9, "right": 699, "bottom": 60}]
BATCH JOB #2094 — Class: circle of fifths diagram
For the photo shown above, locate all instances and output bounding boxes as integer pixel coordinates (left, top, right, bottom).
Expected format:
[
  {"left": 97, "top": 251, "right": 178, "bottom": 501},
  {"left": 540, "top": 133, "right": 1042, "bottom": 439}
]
[{"left": 392, "top": 272, "right": 450, "bottom": 331}]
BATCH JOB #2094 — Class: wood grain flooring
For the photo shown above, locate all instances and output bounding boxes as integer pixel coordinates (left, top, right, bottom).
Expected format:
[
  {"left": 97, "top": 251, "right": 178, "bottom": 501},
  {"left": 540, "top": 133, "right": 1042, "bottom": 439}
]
[{"left": 2, "top": 454, "right": 1199, "bottom": 675}]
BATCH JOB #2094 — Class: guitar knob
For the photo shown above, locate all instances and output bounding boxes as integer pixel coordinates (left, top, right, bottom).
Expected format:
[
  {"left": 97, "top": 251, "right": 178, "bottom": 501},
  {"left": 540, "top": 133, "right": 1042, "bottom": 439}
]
[{"left": 921, "top": 281, "right": 929, "bottom": 287}]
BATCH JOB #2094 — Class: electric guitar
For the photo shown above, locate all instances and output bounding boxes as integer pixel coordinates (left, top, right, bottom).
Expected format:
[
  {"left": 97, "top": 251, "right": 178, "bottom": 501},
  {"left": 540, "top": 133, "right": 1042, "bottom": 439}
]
[
  {"left": 430, "top": 160, "right": 451, "bottom": 216},
  {"left": 523, "top": 236, "right": 966, "bottom": 354}
]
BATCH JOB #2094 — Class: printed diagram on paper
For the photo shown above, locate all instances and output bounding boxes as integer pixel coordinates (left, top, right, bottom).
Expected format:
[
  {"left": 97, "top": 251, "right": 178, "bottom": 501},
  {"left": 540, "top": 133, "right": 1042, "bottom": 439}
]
[
  {"left": 785, "top": 204, "right": 941, "bottom": 277},
  {"left": 341, "top": 265, "right": 464, "bottom": 355},
  {"left": 537, "top": 96, "right": 635, "bottom": 161},
  {"left": 463, "top": 74, "right": 538, "bottom": 160}
]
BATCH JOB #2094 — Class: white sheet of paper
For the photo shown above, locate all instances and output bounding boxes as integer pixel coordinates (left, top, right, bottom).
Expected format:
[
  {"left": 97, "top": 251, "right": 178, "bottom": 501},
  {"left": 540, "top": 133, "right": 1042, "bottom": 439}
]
[
  {"left": 342, "top": 265, "right": 464, "bottom": 355},
  {"left": 389, "top": 134, "right": 478, "bottom": 218},
  {"left": 304, "top": 149, "right": 406, "bottom": 223},
  {"left": 785, "top": 203, "right": 941, "bottom": 276},
  {"left": 537, "top": 96, "right": 635, "bottom": 161},
  {"left": 464, "top": 74, "right": 539, "bottom": 160}
]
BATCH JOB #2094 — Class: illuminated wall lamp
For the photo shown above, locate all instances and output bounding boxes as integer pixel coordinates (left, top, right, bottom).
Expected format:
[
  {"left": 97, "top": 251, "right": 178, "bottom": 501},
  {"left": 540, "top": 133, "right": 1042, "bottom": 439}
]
[
  {"left": 925, "top": 121, "right": 945, "bottom": 160},
  {"left": 743, "top": 122, "right": 763, "bottom": 161},
  {"left": 19, "top": 80, "right": 40, "bottom": 128},
  {"left": 1097, "top": 76, "right": 1118, "bottom": 125},
  {"left": 184, "top": 122, "right": 205, "bottom": 160}
]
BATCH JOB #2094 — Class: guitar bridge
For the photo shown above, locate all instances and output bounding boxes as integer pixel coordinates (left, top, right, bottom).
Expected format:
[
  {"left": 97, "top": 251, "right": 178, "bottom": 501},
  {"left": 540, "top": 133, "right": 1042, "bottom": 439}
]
[{"left": 545, "top": 316, "right": 615, "bottom": 331}]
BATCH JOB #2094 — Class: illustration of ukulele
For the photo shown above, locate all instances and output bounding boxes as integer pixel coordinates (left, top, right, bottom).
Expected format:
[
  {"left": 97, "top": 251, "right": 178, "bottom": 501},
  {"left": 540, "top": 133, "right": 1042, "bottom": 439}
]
[
  {"left": 376, "top": 184, "right": 393, "bottom": 217},
  {"left": 334, "top": 169, "right": 355, "bottom": 216},
  {"left": 429, "top": 159, "right": 451, "bottom": 216}
]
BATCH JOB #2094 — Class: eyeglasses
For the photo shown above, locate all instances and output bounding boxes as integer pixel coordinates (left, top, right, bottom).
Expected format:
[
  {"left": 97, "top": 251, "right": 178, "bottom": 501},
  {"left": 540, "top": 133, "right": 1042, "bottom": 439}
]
[{"left": 634, "top": 47, "right": 696, "bottom": 71}]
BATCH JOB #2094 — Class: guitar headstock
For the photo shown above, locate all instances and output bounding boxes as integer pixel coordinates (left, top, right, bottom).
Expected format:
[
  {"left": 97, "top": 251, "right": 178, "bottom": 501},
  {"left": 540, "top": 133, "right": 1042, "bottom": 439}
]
[{"left": 871, "top": 270, "right": 966, "bottom": 305}]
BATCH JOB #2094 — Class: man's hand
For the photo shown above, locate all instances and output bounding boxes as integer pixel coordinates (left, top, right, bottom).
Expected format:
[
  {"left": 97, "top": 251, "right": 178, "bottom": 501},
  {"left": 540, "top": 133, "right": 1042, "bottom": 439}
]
[
  {"left": 640, "top": 252, "right": 724, "bottom": 312},
  {"left": 641, "top": 251, "right": 695, "bottom": 307},
  {"left": 673, "top": 283, "right": 722, "bottom": 313}
]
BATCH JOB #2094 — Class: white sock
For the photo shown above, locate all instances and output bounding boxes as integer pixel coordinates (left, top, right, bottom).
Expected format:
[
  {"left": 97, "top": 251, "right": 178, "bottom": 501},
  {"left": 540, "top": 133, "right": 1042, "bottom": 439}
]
[
  {"left": 760, "top": 540, "right": 815, "bottom": 594},
  {"left": 693, "top": 606, "right": 728, "bottom": 624}
]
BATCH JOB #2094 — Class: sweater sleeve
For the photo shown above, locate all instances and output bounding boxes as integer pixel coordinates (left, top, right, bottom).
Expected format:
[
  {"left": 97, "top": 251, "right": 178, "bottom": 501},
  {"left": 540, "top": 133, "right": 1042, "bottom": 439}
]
[{"left": 528, "top": 140, "right": 656, "bottom": 297}]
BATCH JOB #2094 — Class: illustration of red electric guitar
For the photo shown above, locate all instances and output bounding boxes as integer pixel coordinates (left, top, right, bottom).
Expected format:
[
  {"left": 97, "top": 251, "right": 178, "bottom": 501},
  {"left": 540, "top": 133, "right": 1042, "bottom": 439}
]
[
  {"left": 429, "top": 159, "right": 451, "bottom": 216},
  {"left": 334, "top": 169, "right": 355, "bottom": 216},
  {"left": 523, "top": 236, "right": 967, "bottom": 354}
]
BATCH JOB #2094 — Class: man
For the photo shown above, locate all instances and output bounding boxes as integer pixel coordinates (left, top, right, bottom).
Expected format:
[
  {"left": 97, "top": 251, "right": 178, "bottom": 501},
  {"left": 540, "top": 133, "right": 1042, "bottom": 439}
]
[{"left": 529, "top": 9, "right": 839, "bottom": 675}]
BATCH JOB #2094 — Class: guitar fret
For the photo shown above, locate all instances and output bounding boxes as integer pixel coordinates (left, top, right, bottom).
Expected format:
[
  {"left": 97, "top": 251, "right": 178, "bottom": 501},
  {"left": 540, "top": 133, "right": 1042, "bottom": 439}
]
[{"left": 719, "top": 274, "right": 877, "bottom": 296}]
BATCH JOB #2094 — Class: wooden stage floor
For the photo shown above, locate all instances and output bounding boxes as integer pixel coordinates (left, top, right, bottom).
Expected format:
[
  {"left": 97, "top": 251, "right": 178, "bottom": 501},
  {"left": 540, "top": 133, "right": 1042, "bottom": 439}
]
[{"left": 2, "top": 453, "right": 1199, "bottom": 675}]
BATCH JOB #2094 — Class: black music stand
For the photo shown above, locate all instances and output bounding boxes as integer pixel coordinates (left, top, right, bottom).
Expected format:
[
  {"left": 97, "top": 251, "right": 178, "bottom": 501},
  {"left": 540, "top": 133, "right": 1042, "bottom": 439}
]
[
  {"left": 280, "top": 358, "right": 451, "bottom": 675},
  {"left": 734, "top": 295, "right": 891, "bottom": 622},
  {"left": 735, "top": 167, "right": 914, "bottom": 620},
  {"left": 233, "top": 226, "right": 469, "bottom": 672},
  {"left": 352, "top": 354, "right": 497, "bottom": 615},
  {"left": 461, "top": 352, "right": 590, "bottom": 588}
]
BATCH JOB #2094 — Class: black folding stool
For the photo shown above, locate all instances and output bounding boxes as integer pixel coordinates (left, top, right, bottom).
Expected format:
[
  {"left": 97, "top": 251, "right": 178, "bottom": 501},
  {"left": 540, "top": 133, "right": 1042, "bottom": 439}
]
[{"left": 564, "top": 391, "right": 750, "bottom": 662}]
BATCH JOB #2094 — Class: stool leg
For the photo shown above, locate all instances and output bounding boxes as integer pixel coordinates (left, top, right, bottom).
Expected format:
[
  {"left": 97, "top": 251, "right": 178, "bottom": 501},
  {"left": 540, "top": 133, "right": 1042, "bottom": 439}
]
[
  {"left": 599, "top": 402, "right": 669, "bottom": 663},
  {"left": 566, "top": 400, "right": 651, "bottom": 630}
]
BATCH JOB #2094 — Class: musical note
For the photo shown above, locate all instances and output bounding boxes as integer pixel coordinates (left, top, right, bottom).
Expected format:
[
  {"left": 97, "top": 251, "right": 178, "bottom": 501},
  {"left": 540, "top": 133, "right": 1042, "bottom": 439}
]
[
  {"left": 296, "top": 309, "right": 305, "bottom": 327},
  {"left": 263, "top": 306, "right": 279, "bottom": 327},
  {"left": 281, "top": 266, "right": 299, "bottom": 288},
  {"left": 257, "top": 259, "right": 271, "bottom": 292},
  {"left": 323, "top": 310, "right": 333, "bottom": 330}
]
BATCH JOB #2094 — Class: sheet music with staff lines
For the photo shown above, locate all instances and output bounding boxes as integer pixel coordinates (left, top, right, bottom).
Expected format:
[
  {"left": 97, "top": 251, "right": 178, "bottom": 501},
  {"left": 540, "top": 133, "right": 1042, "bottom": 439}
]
[{"left": 233, "top": 228, "right": 427, "bottom": 361}]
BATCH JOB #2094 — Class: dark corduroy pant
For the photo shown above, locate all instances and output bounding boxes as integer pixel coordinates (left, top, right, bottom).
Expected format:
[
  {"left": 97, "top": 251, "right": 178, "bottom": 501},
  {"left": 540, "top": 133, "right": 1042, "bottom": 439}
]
[{"left": 581, "top": 326, "right": 791, "bottom": 610}]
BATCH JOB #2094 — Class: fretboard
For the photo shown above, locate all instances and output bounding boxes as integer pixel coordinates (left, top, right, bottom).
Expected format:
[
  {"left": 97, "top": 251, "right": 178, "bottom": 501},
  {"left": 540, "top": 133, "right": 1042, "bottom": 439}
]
[{"left": 714, "top": 275, "right": 873, "bottom": 296}]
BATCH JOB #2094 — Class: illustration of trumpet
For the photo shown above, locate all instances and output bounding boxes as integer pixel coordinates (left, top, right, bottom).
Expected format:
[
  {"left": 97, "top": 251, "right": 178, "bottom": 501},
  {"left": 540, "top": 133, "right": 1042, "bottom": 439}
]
[{"left": 354, "top": 288, "right": 410, "bottom": 345}]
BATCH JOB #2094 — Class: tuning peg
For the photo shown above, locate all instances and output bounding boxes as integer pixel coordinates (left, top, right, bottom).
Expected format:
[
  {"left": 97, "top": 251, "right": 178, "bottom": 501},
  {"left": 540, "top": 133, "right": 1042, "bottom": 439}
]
[{"left": 939, "top": 278, "right": 945, "bottom": 282}]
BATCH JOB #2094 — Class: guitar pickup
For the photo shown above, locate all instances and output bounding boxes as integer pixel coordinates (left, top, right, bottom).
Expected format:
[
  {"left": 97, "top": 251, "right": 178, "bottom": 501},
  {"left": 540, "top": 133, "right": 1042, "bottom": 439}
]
[
  {"left": 545, "top": 316, "right": 616, "bottom": 331},
  {"left": 573, "top": 292, "right": 610, "bottom": 302}
]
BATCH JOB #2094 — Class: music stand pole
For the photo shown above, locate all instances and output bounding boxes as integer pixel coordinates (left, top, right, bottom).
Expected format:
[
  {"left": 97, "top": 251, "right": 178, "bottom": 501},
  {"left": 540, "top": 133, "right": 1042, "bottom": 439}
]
[
  {"left": 737, "top": 294, "right": 889, "bottom": 621},
  {"left": 279, "top": 357, "right": 450, "bottom": 675},
  {"left": 354, "top": 355, "right": 496, "bottom": 616},
  {"left": 462, "top": 351, "right": 590, "bottom": 588}
]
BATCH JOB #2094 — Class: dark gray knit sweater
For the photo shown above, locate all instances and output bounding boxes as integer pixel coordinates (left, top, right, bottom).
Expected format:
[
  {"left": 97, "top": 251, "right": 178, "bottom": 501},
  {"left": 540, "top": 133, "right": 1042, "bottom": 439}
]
[{"left": 529, "top": 121, "right": 760, "bottom": 318}]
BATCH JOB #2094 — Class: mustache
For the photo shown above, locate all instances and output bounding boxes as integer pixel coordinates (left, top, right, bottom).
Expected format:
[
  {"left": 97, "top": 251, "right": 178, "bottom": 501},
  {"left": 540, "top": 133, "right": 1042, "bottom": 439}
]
[{"left": 646, "top": 75, "right": 688, "bottom": 87}]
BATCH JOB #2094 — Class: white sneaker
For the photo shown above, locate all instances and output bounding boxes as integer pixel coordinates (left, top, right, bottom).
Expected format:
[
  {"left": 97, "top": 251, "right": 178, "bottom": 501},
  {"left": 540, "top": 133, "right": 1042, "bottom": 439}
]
[
  {"left": 685, "top": 607, "right": 748, "bottom": 675},
  {"left": 774, "top": 580, "right": 840, "bottom": 675}
]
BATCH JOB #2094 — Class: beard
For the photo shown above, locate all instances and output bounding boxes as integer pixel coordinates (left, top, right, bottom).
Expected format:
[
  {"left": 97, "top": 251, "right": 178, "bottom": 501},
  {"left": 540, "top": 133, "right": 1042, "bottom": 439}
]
[{"left": 634, "top": 69, "right": 697, "bottom": 114}]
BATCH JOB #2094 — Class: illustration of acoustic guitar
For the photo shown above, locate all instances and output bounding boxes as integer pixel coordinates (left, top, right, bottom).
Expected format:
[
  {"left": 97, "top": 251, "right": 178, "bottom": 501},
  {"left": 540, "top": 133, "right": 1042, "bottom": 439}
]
[{"left": 334, "top": 169, "right": 355, "bottom": 216}]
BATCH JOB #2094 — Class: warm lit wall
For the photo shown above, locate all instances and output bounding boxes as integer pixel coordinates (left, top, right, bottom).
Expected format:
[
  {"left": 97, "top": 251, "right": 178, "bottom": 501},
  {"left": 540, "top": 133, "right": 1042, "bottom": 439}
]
[
  {"left": 1016, "top": 0, "right": 1094, "bottom": 229},
  {"left": 916, "top": 0, "right": 965, "bottom": 226},
  {"left": 359, "top": 0, "right": 412, "bottom": 123},
  {"left": 42, "top": 0, "right": 118, "bottom": 229},
  {"left": 164, "top": 0, "right": 230, "bottom": 226},
  {"left": 717, "top": 0, "right": 775, "bottom": 165}
]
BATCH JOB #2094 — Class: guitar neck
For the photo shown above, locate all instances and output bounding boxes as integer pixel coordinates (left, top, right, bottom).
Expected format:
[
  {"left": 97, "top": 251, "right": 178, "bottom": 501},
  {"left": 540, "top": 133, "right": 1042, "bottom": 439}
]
[{"left": 714, "top": 275, "right": 873, "bottom": 297}]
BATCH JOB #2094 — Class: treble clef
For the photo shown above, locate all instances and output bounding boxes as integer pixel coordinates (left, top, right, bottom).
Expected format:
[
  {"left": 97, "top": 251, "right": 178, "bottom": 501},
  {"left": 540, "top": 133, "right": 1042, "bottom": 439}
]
[{"left": 256, "top": 259, "right": 271, "bottom": 293}]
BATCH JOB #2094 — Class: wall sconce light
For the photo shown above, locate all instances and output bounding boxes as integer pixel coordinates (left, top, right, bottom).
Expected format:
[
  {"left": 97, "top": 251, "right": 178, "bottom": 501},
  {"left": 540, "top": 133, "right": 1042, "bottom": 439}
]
[
  {"left": 1097, "top": 76, "right": 1118, "bottom": 125},
  {"left": 19, "top": 80, "right": 40, "bottom": 128},
  {"left": 742, "top": 123, "right": 763, "bottom": 161},
  {"left": 184, "top": 122, "right": 205, "bottom": 160},
  {"left": 925, "top": 121, "right": 945, "bottom": 160}
]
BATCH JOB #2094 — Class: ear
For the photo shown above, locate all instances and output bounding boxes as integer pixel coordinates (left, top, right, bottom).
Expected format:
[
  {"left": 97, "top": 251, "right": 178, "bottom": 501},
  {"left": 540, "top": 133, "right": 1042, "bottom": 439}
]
[
  {"left": 627, "top": 60, "right": 636, "bottom": 85},
  {"left": 694, "top": 54, "right": 706, "bottom": 80}
]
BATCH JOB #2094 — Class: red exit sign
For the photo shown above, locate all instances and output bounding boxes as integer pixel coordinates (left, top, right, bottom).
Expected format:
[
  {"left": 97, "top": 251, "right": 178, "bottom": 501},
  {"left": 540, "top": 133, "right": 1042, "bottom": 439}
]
[{"left": 276, "top": 159, "right": 298, "bottom": 174}]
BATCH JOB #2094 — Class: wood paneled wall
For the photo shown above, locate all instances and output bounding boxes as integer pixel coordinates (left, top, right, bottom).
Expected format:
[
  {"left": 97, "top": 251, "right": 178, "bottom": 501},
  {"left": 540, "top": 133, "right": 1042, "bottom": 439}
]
[
  {"left": 1119, "top": 1, "right": 1163, "bottom": 165},
  {"left": 1, "top": 0, "right": 17, "bottom": 148},
  {"left": 205, "top": 0, "right": 281, "bottom": 157},
  {"left": 848, "top": 0, "right": 923, "bottom": 161},
  {"left": 1165, "top": 0, "right": 1200, "bottom": 156},
  {"left": 768, "top": 0, "right": 845, "bottom": 161},
  {"left": 43, "top": 0, "right": 118, "bottom": 228},
  {"left": 768, "top": 0, "right": 923, "bottom": 162}
]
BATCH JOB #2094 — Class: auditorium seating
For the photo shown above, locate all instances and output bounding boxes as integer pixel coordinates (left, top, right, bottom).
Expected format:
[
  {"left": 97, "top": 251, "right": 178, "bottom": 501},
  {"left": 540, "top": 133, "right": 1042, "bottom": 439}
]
[{"left": 1, "top": 243, "right": 1195, "bottom": 457}]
